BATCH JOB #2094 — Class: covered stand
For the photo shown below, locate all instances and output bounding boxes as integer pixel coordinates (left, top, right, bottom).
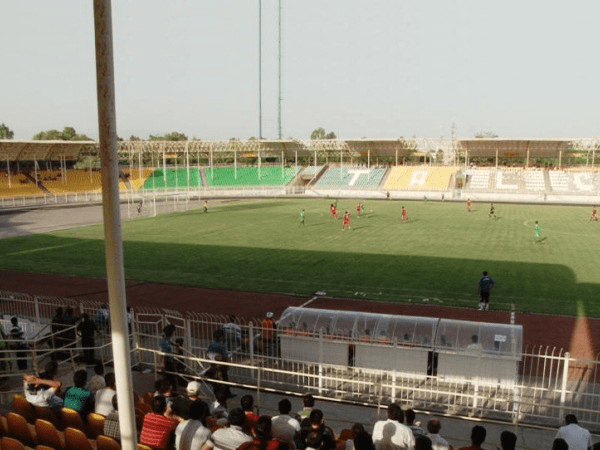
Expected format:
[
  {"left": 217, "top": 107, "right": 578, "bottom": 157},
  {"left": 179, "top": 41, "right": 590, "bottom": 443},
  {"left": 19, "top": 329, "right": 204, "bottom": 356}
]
[{"left": 278, "top": 307, "right": 522, "bottom": 385}]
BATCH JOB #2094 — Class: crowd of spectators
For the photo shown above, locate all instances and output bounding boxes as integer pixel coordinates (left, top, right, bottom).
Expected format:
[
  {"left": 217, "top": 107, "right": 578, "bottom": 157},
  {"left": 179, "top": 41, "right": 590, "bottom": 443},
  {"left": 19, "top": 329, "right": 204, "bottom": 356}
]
[{"left": 11, "top": 356, "right": 597, "bottom": 450}]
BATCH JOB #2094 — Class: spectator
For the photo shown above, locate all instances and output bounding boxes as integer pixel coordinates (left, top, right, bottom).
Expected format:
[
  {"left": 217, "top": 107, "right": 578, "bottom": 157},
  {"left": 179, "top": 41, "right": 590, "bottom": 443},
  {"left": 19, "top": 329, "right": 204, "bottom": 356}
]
[
  {"left": 96, "top": 304, "right": 110, "bottom": 332},
  {"left": 140, "top": 395, "right": 179, "bottom": 450},
  {"left": 272, "top": 398, "right": 301, "bottom": 449},
  {"left": 103, "top": 395, "right": 121, "bottom": 441},
  {"left": 209, "top": 388, "right": 230, "bottom": 425},
  {"left": 87, "top": 362, "right": 106, "bottom": 394},
  {"left": 497, "top": 431, "right": 516, "bottom": 450},
  {"left": 222, "top": 315, "right": 242, "bottom": 351},
  {"left": 459, "top": 425, "right": 486, "bottom": 450},
  {"left": 175, "top": 400, "right": 211, "bottom": 450},
  {"left": 353, "top": 431, "right": 376, "bottom": 450},
  {"left": 345, "top": 424, "right": 367, "bottom": 450},
  {"left": 9, "top": 317, "right": 28, "bottom": 370},
  {"left": 238, "top": 415, "right": 279, "bottom": 450},
  {"left": 175, "top": 337, "right": 187, "bottom": 384},
  {"left": 50, "top": 307, "right": 64, "bottom": 354},
  {"left": 552, "top": 439, "right": 569, "bottom": 450},
  {"left": 36, "top": 361, "right": 64, "bottom": 413},
  {"left": 372, "top": 403, "right": 414, "bottom": 450},
  {"left": 259, "top": 312, "right": 277, "bottom": 354},
  {"left": 95, "top": 372, "right": 117, "bottom": 416},
  {"left": 77, "top": 313, "right": 98, "bottom": 364},
  {"left": 309, "top": 409, "right": 335, "bottom": 450},
  {"left": 555, "top": 414, "right": 592, "bottom": 450},
  {"left": 62, "top": 308, "right": 78, "bottom": 345},
  {"left": 405, "top": 409, "right": 423, "bottom": 437},
  {"left": 425, "top": 420, "right": 452, "bottom": 450},
  {"left": 64, "top": 369, "right": 94, "bottom": 418},
  {"left": 415, "top": 436, "right": 433, "bottom": 450},
  {"left": 297, "top": 394, "right": 315, "bottom": 420},
  {"left": 161, "top": 323, "right": 178, "bottom": 390},
  {"left": 187, "top": 381, "right": 202, "bottom": 401},
  {"left": 171, "top": 396, "right": 192, "bottom": 421},
  {"left": 241, "top": 394, "right": 259, "bottom": 435},
  {"left": 201, "top": 407, "right": 252, "bottom": 450},
  {"left": 22, "top": 374, "right": 62, "bottom": 408},
  {"left": 305, "top": 431, "right": 323, "bottom": 450},
  {"left": 207, "top": 329, "right": 230, "bottom": 361}
]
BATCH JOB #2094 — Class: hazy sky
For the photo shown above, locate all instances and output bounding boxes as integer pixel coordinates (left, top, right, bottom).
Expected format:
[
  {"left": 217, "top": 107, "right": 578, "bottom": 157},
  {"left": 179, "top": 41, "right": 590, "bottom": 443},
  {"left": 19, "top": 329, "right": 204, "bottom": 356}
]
[{"left": 2, "top": 1, "right": 599, "bottom": 141}]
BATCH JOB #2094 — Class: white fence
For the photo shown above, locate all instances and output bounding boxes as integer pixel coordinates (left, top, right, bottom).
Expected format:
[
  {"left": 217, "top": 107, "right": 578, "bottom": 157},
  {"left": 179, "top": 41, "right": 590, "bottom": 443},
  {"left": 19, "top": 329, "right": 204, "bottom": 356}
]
[{"left": 2, "top": 291, "right": 600, "bottom": 431}]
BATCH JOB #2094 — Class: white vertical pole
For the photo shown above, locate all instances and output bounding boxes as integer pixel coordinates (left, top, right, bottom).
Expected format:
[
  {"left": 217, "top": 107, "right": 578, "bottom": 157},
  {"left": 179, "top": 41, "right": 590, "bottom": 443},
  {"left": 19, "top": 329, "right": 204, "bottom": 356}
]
[
  {"left": 186, "top": 141, "right": 190, "bottom": 192},
  {"left": 6, "top": 158, "right": 11, "bottom": 188},
  {"left": 281, "top": 150, "right": 284, "bottom": 179},
  {"left": 258, "top": 150, "right": 261, "bottom": 179},
  {"left": 93, "top": 3, "right": 137, "bottom": 450},
  {"left": 163, "top": 145, "right": 167, "bottom": 187},
  {"left": 234, "top": 150, "right": 237, "bottom": 180}
]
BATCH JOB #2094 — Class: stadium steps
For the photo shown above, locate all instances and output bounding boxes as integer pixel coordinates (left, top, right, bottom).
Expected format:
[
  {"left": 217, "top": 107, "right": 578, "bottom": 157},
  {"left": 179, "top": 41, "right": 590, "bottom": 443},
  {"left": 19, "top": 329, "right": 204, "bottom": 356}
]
[
  {"left": 378, "top": 167, "right": 392, "bottom": 188},
  {"left": 23, "top": 172, "right": 51, "bottom": 194},
  {"left": 119, "top": 169, "right": 133, "bottom": 191},
  {"left": 543, "top": 170, "right": 552, "bottom": 192},
  {"left": 305, "top": 164, "right": 328, "bottom": 187}
]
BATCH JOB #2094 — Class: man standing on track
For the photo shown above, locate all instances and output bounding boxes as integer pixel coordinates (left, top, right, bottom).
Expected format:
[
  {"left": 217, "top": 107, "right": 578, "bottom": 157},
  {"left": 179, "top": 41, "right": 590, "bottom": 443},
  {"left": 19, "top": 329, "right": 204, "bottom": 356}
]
[{"left": 478, "top": 271, "right": 495, "bottom": 311}]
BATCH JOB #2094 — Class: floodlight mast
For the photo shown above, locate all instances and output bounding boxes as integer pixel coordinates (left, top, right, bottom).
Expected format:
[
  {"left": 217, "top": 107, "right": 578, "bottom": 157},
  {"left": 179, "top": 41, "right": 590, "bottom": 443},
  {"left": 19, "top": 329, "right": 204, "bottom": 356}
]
[
  {"left": 93, "top": 2, "right": 137, "bottom": 450},
  {"left": 259, "top": 0, "right": 263, "bottom": 139},
  {"left": 278, "top": 0, "right": 282, "bottom": 139}
]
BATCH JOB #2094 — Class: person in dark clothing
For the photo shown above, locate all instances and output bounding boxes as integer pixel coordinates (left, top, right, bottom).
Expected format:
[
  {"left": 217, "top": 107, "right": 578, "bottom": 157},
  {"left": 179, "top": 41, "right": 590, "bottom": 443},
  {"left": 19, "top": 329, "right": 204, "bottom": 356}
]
[
  {"left": 10, "top": 317, "right": 28, "bottom": 371},
  {"left": 77, "top": 313, "right": 98, "bottom": 364}
]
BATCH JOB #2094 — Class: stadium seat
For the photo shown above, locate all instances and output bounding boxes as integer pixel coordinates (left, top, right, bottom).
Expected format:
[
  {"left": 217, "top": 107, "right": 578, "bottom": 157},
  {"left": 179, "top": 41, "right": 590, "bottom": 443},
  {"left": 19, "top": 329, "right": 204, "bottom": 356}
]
[
  {"left": 1, "top": 437, "right": 28, "bottom": 450},
  {"left": 64, "top": 428, "right": 95, "bottom": 450},
  {"left": 35, "top": 419, "right": 65, "bottom": 450},
  {"left": 11, "top": 396, "right": 34, "bottom": 424},
  {"left": 59, "top": 410, "right": 86, "bottom": 437},
  {"left": 6, "top": 413, "right": 36, "bottom": 448},
  {"left": 95, "top": 436, "right": 120, "bottom": 450},
  {"left": 32, "top": 407, "right": 59, "bottom": 430},
  {"left": 85, "top": 414, "right": 105, "bottom": 440}
]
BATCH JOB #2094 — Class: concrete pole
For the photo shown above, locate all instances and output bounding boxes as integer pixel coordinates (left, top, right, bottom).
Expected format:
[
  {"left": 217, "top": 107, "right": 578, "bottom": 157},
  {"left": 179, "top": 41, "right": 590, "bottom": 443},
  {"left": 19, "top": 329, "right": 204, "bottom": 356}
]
[{"left": 92, "top": 3, "right": 137, "bottom": 450}]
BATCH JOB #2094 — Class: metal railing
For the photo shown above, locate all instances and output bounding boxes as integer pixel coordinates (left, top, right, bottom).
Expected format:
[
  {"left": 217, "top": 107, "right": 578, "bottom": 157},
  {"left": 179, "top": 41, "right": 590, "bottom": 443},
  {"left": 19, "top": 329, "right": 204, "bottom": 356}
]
[{"left": 2, "top": 292, "right": 600, "bottom": 432}]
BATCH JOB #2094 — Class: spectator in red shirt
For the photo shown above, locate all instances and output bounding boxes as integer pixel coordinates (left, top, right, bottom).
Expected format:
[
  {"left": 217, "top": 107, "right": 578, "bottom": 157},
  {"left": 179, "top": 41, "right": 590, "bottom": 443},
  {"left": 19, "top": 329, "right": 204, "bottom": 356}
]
[{"left": 140, "top": 395, "right": 179, "bottom": 450}]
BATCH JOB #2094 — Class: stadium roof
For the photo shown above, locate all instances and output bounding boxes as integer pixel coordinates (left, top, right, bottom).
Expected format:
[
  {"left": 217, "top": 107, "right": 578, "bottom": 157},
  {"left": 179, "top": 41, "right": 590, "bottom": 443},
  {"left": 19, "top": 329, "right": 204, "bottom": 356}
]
[
  {"left": 457, "top": 138, "right": 572, "bottom": 158},
  {"left": 0, "top": 140, "right": 97, "bottom": 161}
]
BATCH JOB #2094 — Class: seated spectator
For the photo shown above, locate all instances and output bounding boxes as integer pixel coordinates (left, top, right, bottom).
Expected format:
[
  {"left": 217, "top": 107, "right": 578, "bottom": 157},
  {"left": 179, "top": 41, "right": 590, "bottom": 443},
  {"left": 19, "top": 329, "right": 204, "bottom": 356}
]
[
  {"left": 405, "top": 409, "right": 423, "bottom": 437},
  {"left": 238, "top": 415, "right": 282, "bottom": 450},
  {"left": 552, "top": 439, "right": 568, "bottom": 450},
  {"left": 497, "top": 431, "right": 516, "bottom": 450},
  {"left": 64, "top": 369, "right": 94, "bottom": 418},
  {"left": 295, "top": 418, "right": 312, "bottom": 450},
  {"left": 175, "top": 400, "right": 211, "bottom": 450},
  {"left": 209, "top": 388, "right": 230, "bottom": 424},
  {"left": 555, "top": 414, "right": 592, "bottom": 450},
  {"left": 305, "top": 431, "right": 323, "bottom": 450},
  {"left": 308, "top": 409, "right": 335, "bottom": 450},
  {"left": 425, "top": 420, "right": 452, "bottom": 450},
  {"left": 353, "top": 431, "right": 376, "bottom": 450},
  {"left": 201, "top": 407, "right": 252, "bottom": 450},
  {"left": 241, "top": 394, "right": 259, "bottom": 435},
  {"left": 271, "top": 398, "right": 300, "bottom": 449},
  {"left": 95, "top": 372, "right": 117, "bottom": 416},
  {"left": 36, "top": 361, "right": 64, "bottom": 413},
  {"left": 87, "top": 362, "right": 106, "bottom": 394},
  {"left": 372, "top": 403, "right": 414, "bottom": 450},
  {"left": 171, "top": 396, "right": 192, "bottom": 422},
  {"left": 23, "top": 374, "right": 62, "bottom": 408},
  {"left": 187, "top": 381, "right": 202, "bottom": 401},
  {"left": 297, "top": 395, "right": 315, "bottom": 420},
  {"left": 140, "top": 395, "right": 180, "bottom": 450},
  {"left": 459, "top": 425, "right": 486, "bottom": 450},
  {"left": 103, "top": 395, "right": 121, "bottom": 441},
  {"left": 415, "top": 436, "right": 432, "bottom": 450},
  {"left": 345, "top": 424, "right": 366, "bottom": 450}
]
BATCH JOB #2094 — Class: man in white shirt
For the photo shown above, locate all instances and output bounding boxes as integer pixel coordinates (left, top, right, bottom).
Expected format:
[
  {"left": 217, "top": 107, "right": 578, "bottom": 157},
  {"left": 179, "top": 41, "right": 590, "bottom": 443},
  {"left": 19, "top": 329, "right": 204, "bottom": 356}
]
[
  {"left": 425, "top": 420, "right": 452, "bottom": 450},
  {"left": 271, "top": 398, "right": 300, "bottom": 448},
  {"left": 555, "top": 414, "right": 592, "bottom": 450},
  {"left": 176, "top": 400, "right": 211, "bottom": 450},
  {"left": 372, "top": 403, "right": 415, "bottom": 450},
  {"left": 95, "top": 372, "right": 117, "bottom": 416},
  {"left": 201, "top": 408, "right": 251, "bottom": 450},
  {"left": 23, "top": 374, "right": 61, "bottom": 408}
]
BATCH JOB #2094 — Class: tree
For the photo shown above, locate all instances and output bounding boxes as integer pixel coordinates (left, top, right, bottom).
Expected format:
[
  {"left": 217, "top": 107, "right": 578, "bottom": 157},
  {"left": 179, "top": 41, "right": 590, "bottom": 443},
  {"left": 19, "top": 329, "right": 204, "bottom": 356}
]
[
  {"left": 128, "top": 135, "right": 141, "bottom": 141},
  {"left": 33, "top": 127, "right": 92, "bottom": 141},
  {"left": 310, "top": 127, "right": 336, "bottom": 140},
  {"left": 0, "top": 123, "right": 14, "bottom": 139},
  {"left": 149, "top": 131, "right": 187, "bottom": 141},
  {"left": 474, "top": 131, "right": 499, "bottom": 139}
]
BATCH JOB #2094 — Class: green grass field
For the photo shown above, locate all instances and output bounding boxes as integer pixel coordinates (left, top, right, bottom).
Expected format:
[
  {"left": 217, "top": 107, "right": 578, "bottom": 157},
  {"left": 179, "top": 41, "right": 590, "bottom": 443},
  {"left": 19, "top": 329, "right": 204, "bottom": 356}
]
[{"left": 1, "top": 199, "right": 599, "bottom": 317}]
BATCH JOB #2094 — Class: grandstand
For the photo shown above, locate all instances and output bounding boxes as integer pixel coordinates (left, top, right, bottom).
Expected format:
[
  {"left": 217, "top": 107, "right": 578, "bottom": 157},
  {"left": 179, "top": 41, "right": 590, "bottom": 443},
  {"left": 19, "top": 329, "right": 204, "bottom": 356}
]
[{"left": 1, "top": 138, "right": 599, "bottom": 206}]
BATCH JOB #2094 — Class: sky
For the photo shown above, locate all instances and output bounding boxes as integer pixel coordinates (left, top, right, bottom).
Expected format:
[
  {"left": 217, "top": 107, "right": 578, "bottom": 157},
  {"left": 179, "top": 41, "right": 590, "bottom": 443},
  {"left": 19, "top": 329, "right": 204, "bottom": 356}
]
[{"left": 2, "top": 1, "right": 600, "bottom": 141}]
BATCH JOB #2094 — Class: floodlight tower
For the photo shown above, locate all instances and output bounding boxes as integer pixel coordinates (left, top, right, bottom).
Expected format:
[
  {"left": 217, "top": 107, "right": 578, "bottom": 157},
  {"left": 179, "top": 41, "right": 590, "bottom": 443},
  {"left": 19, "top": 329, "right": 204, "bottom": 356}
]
[
  {"left": 278, "top": 0, "right": 283, "bottom": 139},
  {"left": 258, "top": 0, "right": 262, "bottom": 139}
]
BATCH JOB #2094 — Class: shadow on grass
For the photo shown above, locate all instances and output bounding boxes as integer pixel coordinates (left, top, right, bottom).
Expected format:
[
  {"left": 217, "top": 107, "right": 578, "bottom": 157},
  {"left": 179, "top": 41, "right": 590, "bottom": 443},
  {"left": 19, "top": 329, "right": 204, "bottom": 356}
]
[{"left": 0, "top": 234, "right": 598, "bottom": 318}]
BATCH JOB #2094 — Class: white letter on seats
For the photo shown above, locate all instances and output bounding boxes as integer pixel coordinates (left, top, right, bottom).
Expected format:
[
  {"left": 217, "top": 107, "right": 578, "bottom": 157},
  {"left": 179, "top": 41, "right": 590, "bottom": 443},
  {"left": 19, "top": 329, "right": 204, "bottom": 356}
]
[
  {"left": 347, "top": 169, "right": 370, "bottom": 186},
  {"left": 408, "top": 170, "right": 428, "bottom": 187}
]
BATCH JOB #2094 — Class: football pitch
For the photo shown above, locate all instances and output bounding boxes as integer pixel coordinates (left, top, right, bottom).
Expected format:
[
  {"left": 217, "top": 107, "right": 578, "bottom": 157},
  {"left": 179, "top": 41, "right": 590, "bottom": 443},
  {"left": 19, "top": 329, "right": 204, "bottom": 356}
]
[{"left": 1, "top": 198, "right": 599, "bottom": 317}]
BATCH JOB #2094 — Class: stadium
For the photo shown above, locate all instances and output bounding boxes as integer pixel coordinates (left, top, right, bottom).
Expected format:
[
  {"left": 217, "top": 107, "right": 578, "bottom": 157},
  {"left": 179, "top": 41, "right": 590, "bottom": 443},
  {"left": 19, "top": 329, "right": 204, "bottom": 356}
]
[{"left": 1, "top": 136, "right": 600, "bottom": 449}]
